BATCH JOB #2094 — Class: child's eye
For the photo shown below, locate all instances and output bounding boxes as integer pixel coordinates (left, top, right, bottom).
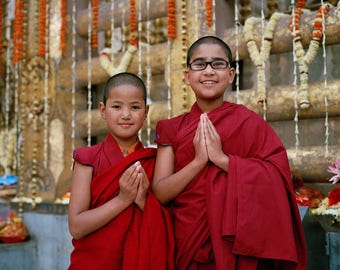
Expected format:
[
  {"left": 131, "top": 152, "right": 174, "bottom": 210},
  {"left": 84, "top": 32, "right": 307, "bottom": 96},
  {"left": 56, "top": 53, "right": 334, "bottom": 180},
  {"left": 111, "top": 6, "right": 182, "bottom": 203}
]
[
  {"left": 112, "top": 105, "right": 120, "bottom": 109},
  {"left": 131, "top": 105, "right": 141, "bottom": 110}
]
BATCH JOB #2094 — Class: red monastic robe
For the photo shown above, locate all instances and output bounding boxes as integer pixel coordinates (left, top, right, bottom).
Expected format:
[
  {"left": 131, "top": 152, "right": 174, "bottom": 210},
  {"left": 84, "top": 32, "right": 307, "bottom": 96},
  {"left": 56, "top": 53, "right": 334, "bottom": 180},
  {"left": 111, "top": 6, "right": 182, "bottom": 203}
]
[
  {"left": 155, "top": 102, "right": 307, "bottom": 270},
  {"left": 69, "top": 134, "right": 175, "bottom": 270}
]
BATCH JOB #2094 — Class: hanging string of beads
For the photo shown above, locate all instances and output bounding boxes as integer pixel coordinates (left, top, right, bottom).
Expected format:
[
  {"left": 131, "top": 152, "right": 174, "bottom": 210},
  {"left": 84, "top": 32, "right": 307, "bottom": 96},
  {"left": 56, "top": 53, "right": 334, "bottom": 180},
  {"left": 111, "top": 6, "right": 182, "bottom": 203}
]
[
  {"left": 129, "top": 0, "right": 137, "bottom": 46},
  {"left": 289, "top": 1, "right": 330, "bottom": 109},
  {"left": 137, "top": 0, "right": 142, "bottom": 78},
  {"left": 60, "top": 0, "right": 67, "bottom": 55},
  {"left": 109, "top": 0, "right": 115, "bottom": 66},
  {"left": 146, "top": 0, "right": 152, "bottom": 145},
  {"left": 3, "top": 0, "right": 10, "bottom": 175},
  {"left": 38, "top": 0, "right": 47, "bottom": 56},
  {"left": 167, "top": 0, "right": 176, "bottom": 39},
  {"left": 320, "top": 0, "right": 329, "bottom": 157},
  {"left": 181, "top": 0, "right": 188, "bottom": 113},
  {"left": 290, "top": 0, "right": 300, "bottom": 157},
  {"left": 42, "top": 1, "right": 50, "bottom": 169},
  {"left": 71, "top": 0, "right": 77, "bottom": 152},
  {"left": 234, "top": 0, "right": 240, "bottom": 104},
  {"left": 87, "top": 1, "right": 93, "bottom": 146},
  {"left": 13, "top": 0, "right": 25, "bottom": 65},
  {"left": 244, "top": 12, "right": 283, "bottom": 105},
  {"left": 194, "top": 0, "right": 200, "bottom": 39},
  {"left": 166, "top": 0, "right": 176, "bottom": 118},
  {"left": 91, "top": 0, "right": 99, "bottom": 49},
  {"left": 205, "top": 0, "right": 213, "bottom": 28}
]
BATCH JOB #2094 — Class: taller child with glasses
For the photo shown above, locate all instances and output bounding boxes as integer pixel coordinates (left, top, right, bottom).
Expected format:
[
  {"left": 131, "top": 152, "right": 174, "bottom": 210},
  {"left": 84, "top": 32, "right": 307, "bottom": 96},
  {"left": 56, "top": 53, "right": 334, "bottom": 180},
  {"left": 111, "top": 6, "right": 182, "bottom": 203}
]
[{"left": 152, "top": 36, "right": 307, "bottom": 270}]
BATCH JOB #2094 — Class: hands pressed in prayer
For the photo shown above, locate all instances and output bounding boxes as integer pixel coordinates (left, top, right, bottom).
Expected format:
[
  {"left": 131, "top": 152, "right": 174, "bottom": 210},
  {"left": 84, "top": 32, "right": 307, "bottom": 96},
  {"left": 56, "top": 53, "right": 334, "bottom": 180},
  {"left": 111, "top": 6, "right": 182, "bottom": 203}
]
[
  {"left": 134, "top": 165, "right": 150, "bottom": 210},
  {"left": 195, "top": 113, "right": 229, "bottom": 172},
  {"left": 118, "top": 161, "right": 142, "bottom": 204}
]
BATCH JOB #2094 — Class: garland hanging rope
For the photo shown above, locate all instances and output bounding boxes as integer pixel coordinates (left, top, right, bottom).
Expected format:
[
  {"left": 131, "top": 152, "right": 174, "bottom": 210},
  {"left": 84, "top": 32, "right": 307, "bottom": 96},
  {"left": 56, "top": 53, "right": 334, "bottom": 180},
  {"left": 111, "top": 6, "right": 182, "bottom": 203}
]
[
  {"left": 244, "top": 12, "right": 283, "bottom": 105},
  {"left": 13, "top": 0, "right": 24, "bottom": 65},
  {"left": 91, "top": 0, "right": 99, "bottom": 49},
  {"left": 234, "top": 0, "right": 242, "bottom": 104},
  {"left": 290, "top": 1, "right": 330, "bottom": 109},
  {"left": 167, "top": 0, "right": 176, "bottom": 39},
  {"left": 166, "top": 0, "right": 176, "bottom": 118},
  {"left": 60, "top": 0, "right": 67, "bottom": 55},
  {"left": 205, "top": 0, "right": 213, "bottom": 28},
  {"left": 38, "top": 0, "right": 47, "bottom": 57},
  {"left": 129, "top": 0, "right": 137, "bottom": 46}
]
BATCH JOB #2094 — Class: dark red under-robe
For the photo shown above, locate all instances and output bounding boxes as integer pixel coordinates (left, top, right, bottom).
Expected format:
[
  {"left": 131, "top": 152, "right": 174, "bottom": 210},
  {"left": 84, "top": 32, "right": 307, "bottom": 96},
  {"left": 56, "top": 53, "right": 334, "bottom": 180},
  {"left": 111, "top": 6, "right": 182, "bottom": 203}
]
[
  {"left": 155, "top": 102, "right": 307, "bottom": 270},
  {"left": 69, "top": 134, "right": 175, "bottom": 270}
]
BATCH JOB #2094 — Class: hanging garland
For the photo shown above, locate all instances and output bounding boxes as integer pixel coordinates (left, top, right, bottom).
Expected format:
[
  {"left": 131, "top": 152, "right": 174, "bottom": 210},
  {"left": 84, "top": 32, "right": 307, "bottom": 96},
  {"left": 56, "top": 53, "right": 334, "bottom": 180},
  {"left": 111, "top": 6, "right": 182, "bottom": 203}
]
[
  {"left": 289, "top": 3, "right": 330, "bottom": 109},
  {"left": 244, "top": 12, "right": 283, "bottom": 104},
  {"left": 38, "top": 0, "right": 47, "bottom": 57},
  {"left": 205, "top": 0, "right": 213, "bottom": 28},
  {"left": 129, "top": 0, "right": 137, "bottom": 46},
  {"left": 0, "top": 1, "right": 3, "bottom": 73},
  {"left": 167, "top": 0, "right": 176, "bottom": 39},
  {"left": 13, "top": 0, "right": 25, "bottom": 65},
  {"left": 60, "top": 0, "right": 67, "bottom": 55},
  {"left": 91, "top": 0, "right": 99, "bottom": 49}
]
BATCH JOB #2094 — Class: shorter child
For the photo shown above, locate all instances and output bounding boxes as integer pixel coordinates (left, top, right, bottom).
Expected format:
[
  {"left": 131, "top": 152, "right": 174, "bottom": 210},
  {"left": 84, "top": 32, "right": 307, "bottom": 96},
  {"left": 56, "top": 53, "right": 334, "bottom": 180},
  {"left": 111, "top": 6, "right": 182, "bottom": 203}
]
[{"left": 68, "top": 72, "right": 174, "bottom": 270}]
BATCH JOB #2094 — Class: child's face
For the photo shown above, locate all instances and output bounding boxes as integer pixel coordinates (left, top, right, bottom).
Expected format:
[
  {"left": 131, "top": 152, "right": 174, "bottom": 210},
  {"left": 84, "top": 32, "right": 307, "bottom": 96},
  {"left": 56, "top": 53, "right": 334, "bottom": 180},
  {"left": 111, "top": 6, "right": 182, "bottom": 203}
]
[
  {"left": 99, "top": 84, "right": 148, "bottom": 145},
  {"left": 184, "top": 43, "right": 235, "bottom": 104}
]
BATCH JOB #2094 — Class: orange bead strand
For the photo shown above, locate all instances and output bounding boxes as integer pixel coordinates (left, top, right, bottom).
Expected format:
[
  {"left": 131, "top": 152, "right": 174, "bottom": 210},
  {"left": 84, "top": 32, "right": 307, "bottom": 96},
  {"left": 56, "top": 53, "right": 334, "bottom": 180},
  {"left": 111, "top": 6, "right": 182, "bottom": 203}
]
[{"left": 167, "top": 0, "right": 176, "bottom": 39}]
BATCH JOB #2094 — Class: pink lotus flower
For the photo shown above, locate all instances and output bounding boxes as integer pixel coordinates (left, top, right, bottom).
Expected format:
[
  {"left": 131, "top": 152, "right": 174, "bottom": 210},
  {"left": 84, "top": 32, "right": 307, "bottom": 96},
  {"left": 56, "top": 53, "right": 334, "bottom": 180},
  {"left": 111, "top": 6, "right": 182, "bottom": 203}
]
[{"left": 327, "top": 159, "right": 340, "bottom": 184}]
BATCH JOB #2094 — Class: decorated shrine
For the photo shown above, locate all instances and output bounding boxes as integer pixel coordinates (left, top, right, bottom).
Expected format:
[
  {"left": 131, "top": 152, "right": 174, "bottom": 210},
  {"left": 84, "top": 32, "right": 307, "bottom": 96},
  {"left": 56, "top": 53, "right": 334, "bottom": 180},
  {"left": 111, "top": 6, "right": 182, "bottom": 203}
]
[{"left": 0, "top": 0, "right": 339, "bottom": 269}]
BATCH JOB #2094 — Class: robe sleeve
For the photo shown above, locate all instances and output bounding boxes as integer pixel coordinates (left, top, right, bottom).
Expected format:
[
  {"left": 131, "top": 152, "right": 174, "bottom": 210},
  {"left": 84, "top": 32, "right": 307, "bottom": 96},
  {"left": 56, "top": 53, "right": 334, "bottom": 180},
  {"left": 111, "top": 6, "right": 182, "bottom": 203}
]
[{"left": 220, "top": 117, "right": 307, "bottom": 268}]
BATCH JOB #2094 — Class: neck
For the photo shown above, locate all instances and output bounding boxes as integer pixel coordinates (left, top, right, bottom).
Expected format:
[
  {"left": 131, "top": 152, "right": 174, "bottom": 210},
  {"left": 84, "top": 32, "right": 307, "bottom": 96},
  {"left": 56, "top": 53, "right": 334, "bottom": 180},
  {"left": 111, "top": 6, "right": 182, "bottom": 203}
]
[{"left": 196, "top": 99, "right": 223, "bottom": 113}]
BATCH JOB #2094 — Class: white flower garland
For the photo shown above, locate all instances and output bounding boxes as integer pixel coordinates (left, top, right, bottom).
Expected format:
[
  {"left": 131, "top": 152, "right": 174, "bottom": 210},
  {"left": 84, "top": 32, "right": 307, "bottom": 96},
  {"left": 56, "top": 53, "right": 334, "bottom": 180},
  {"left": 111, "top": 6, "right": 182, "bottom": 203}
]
[
  {"left": 99, "top": 44, "right": 137, "bottom": 76},
  {"left": 290, "top": 4, "right": 330, "bottom": 109},
  {"left": 244, "top": 12, "right": 283, "bottom": 104}
]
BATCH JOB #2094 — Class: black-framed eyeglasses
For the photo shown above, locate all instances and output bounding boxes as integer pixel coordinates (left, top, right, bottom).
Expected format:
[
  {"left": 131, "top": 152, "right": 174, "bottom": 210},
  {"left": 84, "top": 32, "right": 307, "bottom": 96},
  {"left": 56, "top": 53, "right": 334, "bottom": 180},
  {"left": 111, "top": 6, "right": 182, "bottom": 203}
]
[{"left": 188, "top": 59, "right": 230, "bottom": 71}]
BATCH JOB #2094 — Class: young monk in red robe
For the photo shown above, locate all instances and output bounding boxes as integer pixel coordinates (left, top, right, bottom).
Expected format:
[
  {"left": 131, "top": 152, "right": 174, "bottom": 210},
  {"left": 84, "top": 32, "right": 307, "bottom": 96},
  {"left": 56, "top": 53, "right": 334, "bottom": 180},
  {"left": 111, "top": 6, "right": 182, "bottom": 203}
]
[
  {"left": 153, "top": 36, "right": 307, "bottom": 270},
  {"left": 68, "top": 72, "right": 174, "bottom": 270}
]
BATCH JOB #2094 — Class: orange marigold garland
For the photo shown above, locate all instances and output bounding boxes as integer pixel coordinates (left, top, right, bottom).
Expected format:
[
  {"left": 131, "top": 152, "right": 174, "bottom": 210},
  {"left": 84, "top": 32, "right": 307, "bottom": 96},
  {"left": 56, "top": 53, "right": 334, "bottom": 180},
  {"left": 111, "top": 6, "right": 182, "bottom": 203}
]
[
  {"left": 167, "top": 0, "right": 176, "bottom": 39},
  {"left": 91, "top": 0, "right": 99, "bottom": 49},
  {"left": 129, "top": 0, "right": 137, "bottom": 46},
  {"left": 38, "top": 0, "right": 47, "bottom": 57},
  {"left": 205, "top": 0, "right": 213, "bottom": 28},
  {"left": 60, "top": 0, "right": 67, "bottom": 55},
  {"left": 13, "top": 0, "right": 24, "bottom": 65},
  {"left": 290, "top": 3, "right": 330, "bottom": 109}
]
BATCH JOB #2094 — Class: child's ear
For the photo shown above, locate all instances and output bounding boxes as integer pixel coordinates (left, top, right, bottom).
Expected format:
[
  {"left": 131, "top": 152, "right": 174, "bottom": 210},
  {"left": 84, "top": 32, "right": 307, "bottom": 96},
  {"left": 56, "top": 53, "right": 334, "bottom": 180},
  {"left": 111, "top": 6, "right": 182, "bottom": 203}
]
[
  {"left": 99, "top": 102, "right": 106, "bottom": 118},
  {"left": 145, "top": 104, "right": 150, "bottom": 118},
  {"left": 184, "top": 70, "right": 190, "bottom": 84}
]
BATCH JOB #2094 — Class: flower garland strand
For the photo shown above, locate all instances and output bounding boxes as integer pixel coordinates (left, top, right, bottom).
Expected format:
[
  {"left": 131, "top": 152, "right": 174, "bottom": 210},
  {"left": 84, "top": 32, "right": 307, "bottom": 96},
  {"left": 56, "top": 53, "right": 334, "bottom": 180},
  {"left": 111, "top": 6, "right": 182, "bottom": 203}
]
[
  {"left": 289, "top": 3, "right": 330, "bottom": 109},
  {"left": 38, "top": 0, "right": 47, "bottom": 57},
  {"left": 244, "top": 12, "right": 283, "bottom": 104},
  {"left": 234, "top": 0, "right": 240, "bottom": 104},
  {"left": 129, "top": 0, "right": 137, "bottom": 46},
  {"left": 13, "top": 0, "right": 25, "bottom": 65},
  {"left": 205, "top": 0, "right": 213, "bottom": 28},
  {"left": 167, "top": 0, "right": 176, "bottom": 39},
  {"left": 91, "top": 0, "right": 99, "bottom": 49},
  {"left": 320, "top": 0, "right": 329, "bottom": 157},
  {"left": 291, "top": 2, "right": 300, "bottom": 157},
  {"left": 60, "top": 0, "right": 67, "bottom": 55},
  {"left": 71, "top": 0, "right": 77, "bottom": 152}
]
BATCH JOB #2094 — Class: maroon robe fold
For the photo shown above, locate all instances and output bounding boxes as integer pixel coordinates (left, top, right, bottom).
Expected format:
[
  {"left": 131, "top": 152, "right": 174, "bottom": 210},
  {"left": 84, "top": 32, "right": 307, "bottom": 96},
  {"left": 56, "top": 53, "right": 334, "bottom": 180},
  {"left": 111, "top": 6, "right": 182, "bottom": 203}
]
[
  {"left": 69, "top": 134, "right": 175, "bottom": 270},
  {"left": 155, "top": 102, "right": 307, "bottom": 270}
]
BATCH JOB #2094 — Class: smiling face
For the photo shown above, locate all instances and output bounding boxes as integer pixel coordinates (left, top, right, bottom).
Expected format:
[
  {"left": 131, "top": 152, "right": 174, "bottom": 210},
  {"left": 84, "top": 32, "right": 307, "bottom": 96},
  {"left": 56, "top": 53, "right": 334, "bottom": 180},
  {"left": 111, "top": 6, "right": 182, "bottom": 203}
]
[
  {"left": 184, "top": 43, "right": 235, "bottom": 112},
  {"left": 99, "top": 84, "right": 149, "bottom": 148}
]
